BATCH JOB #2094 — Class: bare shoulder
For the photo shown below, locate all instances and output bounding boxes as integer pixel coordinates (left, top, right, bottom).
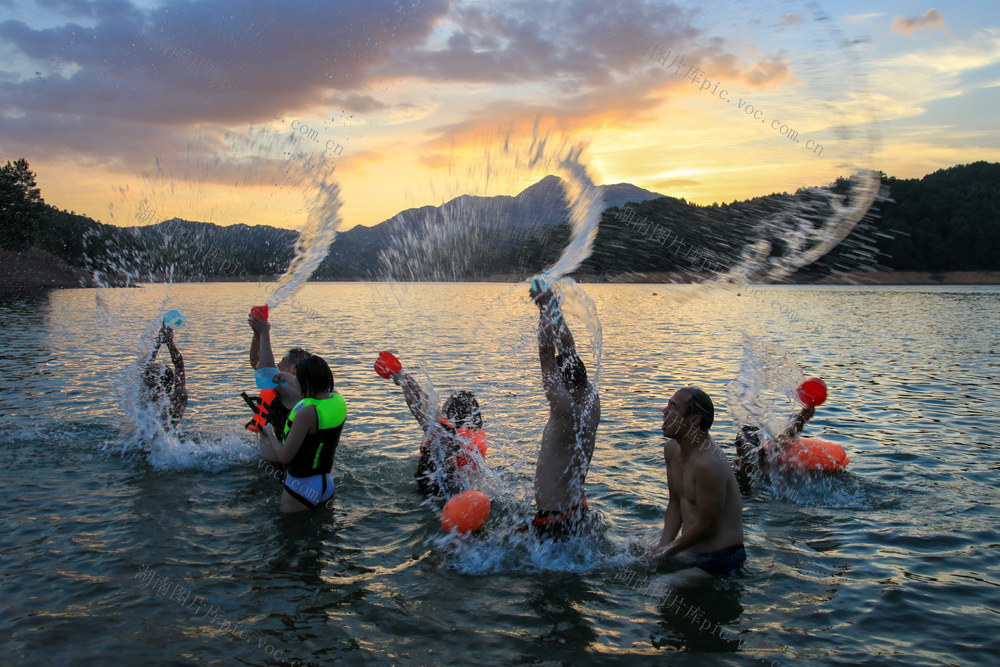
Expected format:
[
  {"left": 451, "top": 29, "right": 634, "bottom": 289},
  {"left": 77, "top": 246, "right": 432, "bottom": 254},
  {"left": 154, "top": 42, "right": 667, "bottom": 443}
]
[
  {"left": 692, "top": 444, "right": 732, "bottom": 480},
  {"left": 663, "top": 438, "right": 681, "bottom": 462}
]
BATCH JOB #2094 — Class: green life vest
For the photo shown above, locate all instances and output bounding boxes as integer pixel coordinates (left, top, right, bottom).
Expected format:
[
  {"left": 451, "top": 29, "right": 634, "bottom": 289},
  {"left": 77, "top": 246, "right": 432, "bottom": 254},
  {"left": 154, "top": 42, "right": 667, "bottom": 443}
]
[{"left": 282, "top": 394, "right": 347, "bottom": 477}]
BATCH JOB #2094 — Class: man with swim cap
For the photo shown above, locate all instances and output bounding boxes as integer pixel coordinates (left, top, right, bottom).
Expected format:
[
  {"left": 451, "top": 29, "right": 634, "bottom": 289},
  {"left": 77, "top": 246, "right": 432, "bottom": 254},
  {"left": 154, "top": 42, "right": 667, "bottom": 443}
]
[
  {"left": 387, "top": 360, "right": 487, "bottom": 497},
  {"left": 141, "top": 322, "right": 188, "bottom": 430},
  {"left": 650, "top": 387, "right": 745, "bottom": 584},
  {"left": 528, "top": 282, "right": 600, "bottom": 538},
  {"left": 248, "top": 309, "right": 310, "bottom": 462},
  {"left": 734, "top": 403, "right": 814, "bottom": 489}
]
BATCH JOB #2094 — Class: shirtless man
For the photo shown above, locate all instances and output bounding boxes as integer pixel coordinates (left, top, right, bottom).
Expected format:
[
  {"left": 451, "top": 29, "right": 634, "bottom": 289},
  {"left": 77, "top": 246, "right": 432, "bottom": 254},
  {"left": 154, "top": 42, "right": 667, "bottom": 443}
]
[
  {"left": 141, "top": 323, "right": 187, "bottom": 430},
  {"left": 650, "top": 387, "right": 744, "bottom": 583},
  {"left": 528, "top": 283, "right": 601, "bottom": 537},
  {"left": 248, "top": 309, "right": 310, "bottom": 462},
  {"left": 734, "top": 404, "right": 815, "bottom": 485}
]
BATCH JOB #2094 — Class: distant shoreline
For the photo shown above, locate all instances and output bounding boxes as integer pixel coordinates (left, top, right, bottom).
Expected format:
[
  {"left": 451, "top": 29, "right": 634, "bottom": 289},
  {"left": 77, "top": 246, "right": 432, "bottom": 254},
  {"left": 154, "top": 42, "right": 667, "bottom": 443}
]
[{"left": 3, "top": 247, "right": 999, "bottom": 294}]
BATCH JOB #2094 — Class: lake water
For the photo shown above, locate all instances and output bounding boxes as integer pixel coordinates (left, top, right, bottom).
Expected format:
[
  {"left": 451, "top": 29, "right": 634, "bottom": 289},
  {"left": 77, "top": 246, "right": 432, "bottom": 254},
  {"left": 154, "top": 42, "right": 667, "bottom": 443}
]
[{"left": 1, "top": 282, "right": 997, "bottom": 665}]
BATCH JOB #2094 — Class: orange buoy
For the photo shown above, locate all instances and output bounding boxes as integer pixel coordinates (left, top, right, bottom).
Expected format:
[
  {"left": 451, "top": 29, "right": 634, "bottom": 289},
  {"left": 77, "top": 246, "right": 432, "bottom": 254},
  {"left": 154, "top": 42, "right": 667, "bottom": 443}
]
[
  {"left": 797, "top": 377, "right": 828, "bottom": 407},
  {"left": 780, "top": 437, "right": 849, "bottom": 472},
  {"left": 441, "top": 490, "right": 491, "bottom": 534},
  {"left": 374, "top": 351, "right": 402, "bottom": 378}
]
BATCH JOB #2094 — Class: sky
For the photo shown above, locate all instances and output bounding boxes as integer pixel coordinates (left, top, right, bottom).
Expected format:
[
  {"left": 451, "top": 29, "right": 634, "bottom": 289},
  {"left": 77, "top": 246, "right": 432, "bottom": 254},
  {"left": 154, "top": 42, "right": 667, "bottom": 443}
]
[{"left": 1, "top": 0, "right": 998, "bottom": 231}]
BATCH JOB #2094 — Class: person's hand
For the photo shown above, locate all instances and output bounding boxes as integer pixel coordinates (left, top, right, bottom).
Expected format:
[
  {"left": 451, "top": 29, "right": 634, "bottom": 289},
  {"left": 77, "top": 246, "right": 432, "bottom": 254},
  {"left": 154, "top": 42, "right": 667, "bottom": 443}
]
[
  {"left": 263, "top": 423, "right": 276, "bottom": 441},
  {"left": 273, "top": 371, "right": 294, "bottom": 387},
  {"left": 248, "top": 310, "right": 270, "bottom": 334},
  {"left": 161, "top": 324, "right": 174, "bottom": 344},
  {"left": 645, "top": 544, "right": 670, "bottom": 568}
]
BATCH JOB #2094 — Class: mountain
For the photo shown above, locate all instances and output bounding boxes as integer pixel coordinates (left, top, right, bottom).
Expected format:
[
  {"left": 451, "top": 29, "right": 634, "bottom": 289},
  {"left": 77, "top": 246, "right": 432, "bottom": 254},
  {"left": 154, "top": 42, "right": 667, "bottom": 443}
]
[
  {"left": 4, "top": 161, "right": 1000, "bottom": 290},
  {"left": 318, "top": 176, "right": 661, "bottom": 279}
]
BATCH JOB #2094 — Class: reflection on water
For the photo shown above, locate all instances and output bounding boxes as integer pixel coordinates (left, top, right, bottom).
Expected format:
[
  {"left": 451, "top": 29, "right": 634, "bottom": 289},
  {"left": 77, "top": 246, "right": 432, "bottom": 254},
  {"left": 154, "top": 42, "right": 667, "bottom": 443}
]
[{"left": 1, "top": 283, "right": 998, "bottom": 664}]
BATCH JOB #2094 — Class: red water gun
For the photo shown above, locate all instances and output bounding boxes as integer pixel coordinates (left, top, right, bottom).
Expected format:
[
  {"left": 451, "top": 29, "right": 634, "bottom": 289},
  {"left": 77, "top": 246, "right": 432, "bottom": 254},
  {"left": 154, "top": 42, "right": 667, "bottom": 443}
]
[{"left": 243, "top": 304, "right": 276, "bottom": 432}]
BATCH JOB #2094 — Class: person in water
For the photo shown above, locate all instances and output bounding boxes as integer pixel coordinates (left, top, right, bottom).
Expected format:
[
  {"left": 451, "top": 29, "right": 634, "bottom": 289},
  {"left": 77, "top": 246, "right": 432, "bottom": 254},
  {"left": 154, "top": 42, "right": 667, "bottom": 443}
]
[
  {"left": 141, "top": 323, "right": 188, "bottom": 430},
  {"left": 248, "top": 308, "right": 311, "bottom": 461},
  {"left": 734, "top": 403, "right": 815, "bottom": 489},
  {"left": 387, "top": 359, "right": 487, "bottom": 497},
  {"left": 528, "top": 282, "right": 600, "bottom": 538},
  {"left": 649, "top": 387, "right": 745, "bottom": 584},
  {"left": 263, "top": 355, "right": 346, "bottom": 512}
]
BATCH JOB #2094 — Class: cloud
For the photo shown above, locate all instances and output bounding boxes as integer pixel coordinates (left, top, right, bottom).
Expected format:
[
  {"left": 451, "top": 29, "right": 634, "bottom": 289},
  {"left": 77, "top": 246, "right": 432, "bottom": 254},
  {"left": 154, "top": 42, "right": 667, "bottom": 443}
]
[
  {"left": 376, "top": 0, "right": 703, "bottom": 87},
  {"left": 385, "top": 1, "right": 796, "bottom": 158},
  {"left": 326, "top": 93, "right": 387, "bottom": 114},
  {"left": 891, "top": 9, "right": 953, "bottom": 37},
  {"left": 36, "top": 0, "right": 94, "bottom": 17},
  {"left": 0, "top": 0, "right": 448, "bottom": 168}
]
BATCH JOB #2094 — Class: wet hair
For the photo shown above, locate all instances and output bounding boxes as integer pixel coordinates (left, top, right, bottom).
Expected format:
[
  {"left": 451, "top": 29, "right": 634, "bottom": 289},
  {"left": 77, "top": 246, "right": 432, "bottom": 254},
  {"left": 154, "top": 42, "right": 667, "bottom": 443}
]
[
  {"left": 681, "top": 386, "right": 714, "bottom": 431},
  {"left": 295, "top": 354, "right": 333, "bottom": 398},
  {"left": 281, "top": 347, "right": 312, "bottom": 370},
  {"left": 442, "top": 391, "right": 482, "bottom": 429},
  {"left": 556, "top": 352, "right": 588, "bottom": 388}
]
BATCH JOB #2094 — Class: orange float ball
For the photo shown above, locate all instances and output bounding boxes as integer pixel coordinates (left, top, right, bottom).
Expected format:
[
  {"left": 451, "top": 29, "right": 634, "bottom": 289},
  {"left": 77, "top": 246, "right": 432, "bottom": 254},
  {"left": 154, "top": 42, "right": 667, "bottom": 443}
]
[
  {"left": 441, "top": 490, "right": 491, "bottom": 534},
  {"left": 797, "top": 377, "right": 828, "bottom": 407}
]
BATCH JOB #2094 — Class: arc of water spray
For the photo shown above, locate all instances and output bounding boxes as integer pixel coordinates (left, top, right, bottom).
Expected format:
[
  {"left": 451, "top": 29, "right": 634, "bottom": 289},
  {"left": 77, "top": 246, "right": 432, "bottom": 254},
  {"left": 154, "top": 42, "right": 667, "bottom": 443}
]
[
  {"left": 268, "top": 175, "right": 343, "bottom": 308},
  {"left": 712, "top": 169, "right": 880, "bottom": 288},
  {"left": 511, "top": 121, "right": 605, "bottom": 380},
  {"left": 519, "top": 121, "right": 604, "bottom": 280}
]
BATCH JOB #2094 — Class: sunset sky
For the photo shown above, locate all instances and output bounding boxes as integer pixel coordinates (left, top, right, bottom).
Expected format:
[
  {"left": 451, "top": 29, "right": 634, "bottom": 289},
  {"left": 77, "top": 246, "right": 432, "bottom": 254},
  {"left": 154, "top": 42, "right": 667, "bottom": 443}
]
[{"left": 1, "top": 0, "right": 997, "bottom": 231}]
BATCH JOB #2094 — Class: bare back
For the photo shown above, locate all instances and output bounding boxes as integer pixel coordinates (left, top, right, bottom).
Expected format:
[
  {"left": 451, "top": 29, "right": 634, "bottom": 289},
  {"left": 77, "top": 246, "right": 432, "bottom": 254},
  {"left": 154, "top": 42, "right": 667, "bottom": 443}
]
[{"left": 535, "top": 381, "right": 600, "bottom": 512}]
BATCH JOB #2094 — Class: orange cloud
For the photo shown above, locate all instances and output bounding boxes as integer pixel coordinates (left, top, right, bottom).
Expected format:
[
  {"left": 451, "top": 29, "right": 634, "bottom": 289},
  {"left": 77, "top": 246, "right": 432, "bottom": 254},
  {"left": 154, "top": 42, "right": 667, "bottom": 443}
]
[{"left": 891, "top": 9, "right": 953, "bottom": 37}]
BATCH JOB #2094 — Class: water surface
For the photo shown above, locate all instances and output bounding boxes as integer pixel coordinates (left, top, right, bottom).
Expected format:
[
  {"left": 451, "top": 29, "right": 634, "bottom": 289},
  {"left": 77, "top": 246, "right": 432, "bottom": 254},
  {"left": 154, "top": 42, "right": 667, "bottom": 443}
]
[{"left": 1, "top": 282, "right": 997, "bottom": 665}]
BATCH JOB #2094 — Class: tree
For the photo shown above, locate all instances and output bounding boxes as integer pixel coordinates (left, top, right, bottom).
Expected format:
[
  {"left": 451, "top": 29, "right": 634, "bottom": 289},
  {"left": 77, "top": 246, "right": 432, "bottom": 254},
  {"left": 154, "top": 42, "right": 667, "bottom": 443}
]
[{"left": 0, "top": 158, "right": 46, "bottom": 250}]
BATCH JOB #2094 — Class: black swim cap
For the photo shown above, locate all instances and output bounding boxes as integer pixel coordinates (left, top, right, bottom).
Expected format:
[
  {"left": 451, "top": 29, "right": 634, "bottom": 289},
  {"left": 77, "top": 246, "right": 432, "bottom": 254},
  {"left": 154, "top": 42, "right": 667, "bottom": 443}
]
[{"left": 442, "top": 391, "right": 482, "bottom": 429}]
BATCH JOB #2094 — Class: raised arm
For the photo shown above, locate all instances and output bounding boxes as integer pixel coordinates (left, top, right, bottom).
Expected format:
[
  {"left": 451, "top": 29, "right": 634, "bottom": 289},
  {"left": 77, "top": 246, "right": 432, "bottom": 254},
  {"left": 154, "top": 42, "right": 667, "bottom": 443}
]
[
  {"left": 161, "top": 326, "right": 188, "bottom": 418},
  {"left": 777, "top": 405, "right": 815, "bottom": 447},
  {"left": 530, "top": 285, "right": 575, "bottom": 395},
  {"left": 249, "top": 311, "right": 276, "bottom": 370},
  {"left": 392, "top": 370, "right": 437, "bottom": 431},
  {"left": 249, "top": 319, "right": 262, "bottom": 369},
  {"left": 148, "top": 326, "right": 165, "bottom": 361}
]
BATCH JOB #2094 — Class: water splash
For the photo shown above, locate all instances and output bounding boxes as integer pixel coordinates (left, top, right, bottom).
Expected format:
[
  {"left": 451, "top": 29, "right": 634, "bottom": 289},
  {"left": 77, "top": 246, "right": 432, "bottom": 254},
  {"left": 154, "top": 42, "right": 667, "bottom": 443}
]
[
  {"left": 377, "top": 121, "right": 602, "bottom": 281},
  {"left": 727, "top": 334, "right": 873, "bottom": 508},
  {"left": 85, "top": 121, "right": 345, "bottom": 467},
  {"left": 727, "top": 332, "right": 805, "bottom": 434},
  {"left": 268, "top": 175, "right": 343, "bottom": 308},
  {"left": 720, "top": 170, "right": 881, "bottom": 285},
  {"left": 88, "top": 122, "right": 343, "bottom": 301}
]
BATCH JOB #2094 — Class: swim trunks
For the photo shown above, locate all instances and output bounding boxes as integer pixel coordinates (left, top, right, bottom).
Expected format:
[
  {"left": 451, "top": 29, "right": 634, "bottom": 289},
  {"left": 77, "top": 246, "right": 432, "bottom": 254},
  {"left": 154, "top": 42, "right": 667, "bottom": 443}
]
[
  {"left": 283, "top": 472, "right": 335, "bottom": 509},
  {"left": 693, "top": 544, "right": 746, "bottom": 577},
  {"left": 530, "top": 500, "right": 590, "bottom": 539}
]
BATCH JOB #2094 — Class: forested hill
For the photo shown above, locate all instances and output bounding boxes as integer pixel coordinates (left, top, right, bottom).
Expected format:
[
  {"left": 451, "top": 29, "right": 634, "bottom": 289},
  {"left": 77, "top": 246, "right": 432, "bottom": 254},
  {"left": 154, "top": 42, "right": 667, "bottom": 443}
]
[
  {"left": 2, "top": 159, "right": 998, "bottom": 287},
  {"left": 872, "top": 161, "right": 1000, "bottom": 271}
]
